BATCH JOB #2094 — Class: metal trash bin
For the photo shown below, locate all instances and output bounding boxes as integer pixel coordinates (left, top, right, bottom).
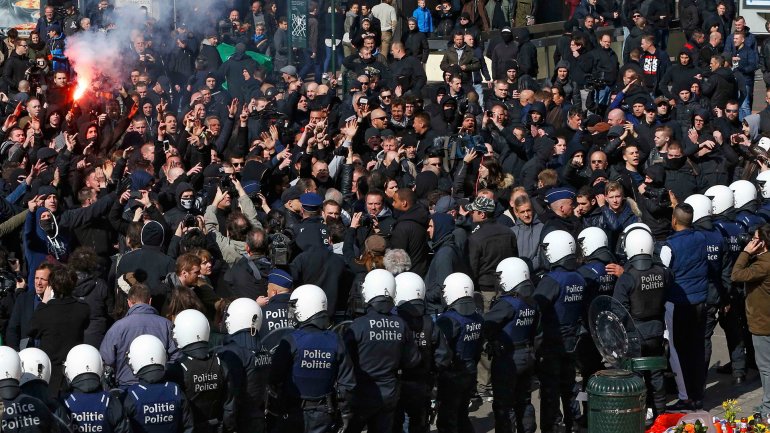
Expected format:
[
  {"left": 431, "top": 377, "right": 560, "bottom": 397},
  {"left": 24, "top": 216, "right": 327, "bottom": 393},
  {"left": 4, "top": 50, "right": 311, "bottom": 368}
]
[{"left": 587, "top": 368, "right": 646, "bottom": 433}]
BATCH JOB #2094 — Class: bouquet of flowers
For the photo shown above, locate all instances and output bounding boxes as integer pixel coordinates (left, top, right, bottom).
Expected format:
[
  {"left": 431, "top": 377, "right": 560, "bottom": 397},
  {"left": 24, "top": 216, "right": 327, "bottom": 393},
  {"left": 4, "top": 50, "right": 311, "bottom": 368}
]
[{"left": 672, "top": 419, "right": 709, "bottom": 433}]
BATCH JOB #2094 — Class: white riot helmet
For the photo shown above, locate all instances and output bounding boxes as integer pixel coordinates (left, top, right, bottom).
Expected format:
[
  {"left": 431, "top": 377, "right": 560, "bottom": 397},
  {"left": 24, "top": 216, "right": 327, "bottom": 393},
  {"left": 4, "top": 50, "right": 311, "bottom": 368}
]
[
  {"left": 394, "top": 272, "right": 426, "bottom": 306},
  {"left": 225, "top": 298, "right": 263, "bottom": 335},
  {"left": 496, "top": 257, "right": 531, "bottom": 292},
  {"left": 128, "top": 335, "right": 167, "bottom": 375},
  {"left": 0, "top": 346, "right": 21, "bottom": 382},
  {"left": 442, "top": 272, "right": 474, "bottom": 305},
  {"left": 290, "top": 284, "right": 328, "bottom": 322},
  {"left": 173, "top": 309, "right": 211, "bottom": 348},
  {"left": 704, "top": 185, "right": 734, "bottom": 215},
  {"left": 542, "top": 230, "right": 576, "bottom": 264},
  {"left": 19, "top": 348, "right": 51, "bottom": 385},
  {"left": 684, "top": 194, "right": 712, "bottom": 223},
  {"left": 361, "top": 269, "right": 396, "bottom": 303},
  {"left": 757, "top": 171, "right": 770, "bottom": 199},
  {"left": 623, "top": 228, "right": 655, "bottom": 259},
  {"left": 577, "top": 227, "right": 609, "bottom": 258},
  {"left": 729, "top": 180, "right": 757, "bottom": 209},
  {"left": 63, "top": 344, "right": 103, "bottom": 382}
]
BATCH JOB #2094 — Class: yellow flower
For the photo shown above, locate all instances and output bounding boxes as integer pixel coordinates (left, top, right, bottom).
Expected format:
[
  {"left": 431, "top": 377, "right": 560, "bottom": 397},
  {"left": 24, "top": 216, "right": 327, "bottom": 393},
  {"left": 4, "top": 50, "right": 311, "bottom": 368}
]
[{"left": 685, "top": 423, "right": 696, "bottom": 433}]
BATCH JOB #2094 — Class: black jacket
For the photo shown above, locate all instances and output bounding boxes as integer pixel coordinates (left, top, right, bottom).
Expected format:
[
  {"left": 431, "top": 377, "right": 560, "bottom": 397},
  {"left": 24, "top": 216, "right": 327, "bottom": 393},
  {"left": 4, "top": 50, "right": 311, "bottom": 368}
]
[
  {"left": 6, "top": 290, "right": 41, "bottom": 350},
  {"left": 73, "top": 272, "right": 113, "bottom": 348},
  {"left": 468, "top": 219, "right": 518, "bottom": 290},
  {"left": 390, "top": 204, "right": 431, "bottom": 276},
  {"left": 224, "top": 255, "right": 271, "bottom": 299},
  {"left": 701, "top": 66, "right": 738, "bottom": 108},
  {"left": 2, "top": 52, "right": 28, "bottom": 91},
  {"left": 389, "top": 55, "right": 427, "bottom": 96}
]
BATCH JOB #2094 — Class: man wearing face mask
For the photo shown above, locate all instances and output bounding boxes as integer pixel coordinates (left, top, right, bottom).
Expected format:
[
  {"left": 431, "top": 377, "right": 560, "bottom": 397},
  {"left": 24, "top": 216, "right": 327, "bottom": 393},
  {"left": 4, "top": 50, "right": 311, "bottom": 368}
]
[
  {"left": 490, "top": 27, "right": 518, "bottom": 81},
  {"left": 662, "top": 141, "right": 700, "bottom": 203},
  {"left": 24, "top": 185, "right": 116, "bottom": 289},
  {"left": 163, "top": 183, "right": 197, "bottom": 231}
]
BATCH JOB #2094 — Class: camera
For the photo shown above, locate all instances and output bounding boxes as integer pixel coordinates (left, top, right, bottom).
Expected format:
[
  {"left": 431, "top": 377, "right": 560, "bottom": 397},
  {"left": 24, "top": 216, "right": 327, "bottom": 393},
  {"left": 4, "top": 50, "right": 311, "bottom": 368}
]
[
  {"left": 219, "top": 176, "right": 237, "bottom": 196},
  {"left": 359, "top": 97, "right": 369, "bottom": 107},
  {"left": 183, "top": 213, "right": 197, "bottom": 228},
  {"left": 269, "top": 231, "right": 294, "bottom": 266},
  {"left": 584, "top": 73, "right": 607, "bottom": 89},
  {"left": 643, "top": 186, "right": 671, "bottom": 207},
  {"left": 0, "top": 271, "right": 17, "bottom": 299}
]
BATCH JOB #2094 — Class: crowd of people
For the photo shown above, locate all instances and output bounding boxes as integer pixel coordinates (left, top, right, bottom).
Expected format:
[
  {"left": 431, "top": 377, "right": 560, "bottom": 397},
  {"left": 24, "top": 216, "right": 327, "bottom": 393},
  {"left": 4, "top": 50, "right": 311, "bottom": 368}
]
[{"left": 0, "top": 0, "right": 770, "bottom": 432}]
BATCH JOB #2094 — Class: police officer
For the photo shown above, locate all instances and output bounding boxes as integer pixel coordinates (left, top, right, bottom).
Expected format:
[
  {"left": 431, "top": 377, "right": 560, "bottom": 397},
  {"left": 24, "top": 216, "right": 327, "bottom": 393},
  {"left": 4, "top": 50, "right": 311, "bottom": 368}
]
[
  {"left": 660, "top": 204, "right": 709, "bottom": 410},
  {"left": 613, "top": 228, "right": 671, "bottom": 421},
  {"left": 756, "top": 171, "right": 770, "bottom": 220},
  {"left": 731, "top": 180, "right": 767, "bottom": 232},
  {"left": 393, "top": 272, "right": 451, "bottom": 433},
  {"left": 167, "top": 309, "right": 237, "bottom": 433},
  {"left": 292, "top": 193, "right": 329, "bottom": 245},
  {"left": 18, "top": 348, "right": 66, "bottom": 420},
  {"left": 435, "top": 272, "right": 484, "bottom": 433},
  {"left": 343, "top": 269, "right": 420, "bottom": 433},
  {"left": 260, "top": 269, "right": 296, "bottom": 337},
  {"left": 61, "top": 344, "right": 130, "bottom": 433},
  {"left": 685, "top": 194, "right": 733, "bottom": 383},
  {"left": 532, "top": 230, "right": 586, "bottom": 433},
  {"left": 484, "top": 258, "right": 540, "bottom": 433},
  {"left": 576, "top": 227, "right": 619, "bottom": 386},
  {"left": 706, "top": 185, "right": 752, "bottom": 382},
  {"left": 218, "top": 298, "right": 267, "bottom": 433},
  {"left": 269, "top": 284, "right": 356, "bottom": 433},
  {"left": 0, "top": 346, "right": 67, "bottom": 433},
  {"left": 123, "top": 335, "right": 194, "bottom": 433}
]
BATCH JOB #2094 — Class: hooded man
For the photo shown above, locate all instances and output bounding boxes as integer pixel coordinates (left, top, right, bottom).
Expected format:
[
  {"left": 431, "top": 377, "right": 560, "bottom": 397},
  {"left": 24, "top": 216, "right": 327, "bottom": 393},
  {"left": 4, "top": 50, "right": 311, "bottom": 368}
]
[
  {"left": 23, "top": 186, "right": 115, "bottom": 288},
  {"left": 115, "top": 220, "right": 175, "bottom": 310},
  {"left": 424, "top": 213, "right": 464, "bottom": 315}
]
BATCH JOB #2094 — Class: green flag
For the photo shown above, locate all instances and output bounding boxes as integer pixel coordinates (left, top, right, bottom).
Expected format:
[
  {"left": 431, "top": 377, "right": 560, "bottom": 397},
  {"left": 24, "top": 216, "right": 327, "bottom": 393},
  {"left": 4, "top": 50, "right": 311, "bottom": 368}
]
[{"left": 216, "top": 43, "right": 273, "bottom": 91}]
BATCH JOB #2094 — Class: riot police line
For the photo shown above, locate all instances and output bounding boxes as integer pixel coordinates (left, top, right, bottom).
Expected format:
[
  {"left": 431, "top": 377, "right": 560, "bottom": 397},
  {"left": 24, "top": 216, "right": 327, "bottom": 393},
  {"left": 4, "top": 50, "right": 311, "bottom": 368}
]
[{"left": 0, "top": 181, "right": 768, "bottom": 433}]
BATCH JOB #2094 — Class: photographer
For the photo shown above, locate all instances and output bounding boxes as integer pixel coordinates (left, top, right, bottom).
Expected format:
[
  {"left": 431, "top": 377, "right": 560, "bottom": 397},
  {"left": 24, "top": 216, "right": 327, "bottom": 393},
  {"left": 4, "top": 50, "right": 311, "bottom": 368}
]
[{"left": 204, "top": 180, "right": 262, "bottom": 266}]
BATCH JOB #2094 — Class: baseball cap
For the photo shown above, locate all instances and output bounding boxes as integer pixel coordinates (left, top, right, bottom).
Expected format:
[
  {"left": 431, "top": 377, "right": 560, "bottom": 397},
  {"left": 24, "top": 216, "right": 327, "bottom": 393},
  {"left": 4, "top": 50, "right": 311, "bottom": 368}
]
[
  {"left": 434, "top": 195, "right": 458, "bottom": 213},
  {"left": 464, "top": 196, "right": 495, "bottom": 213},
  {"left": 364, "top": 235, "right": 387, "bottom": 254},
  {"left": 280, "top": 65, "right": 297, "bottom": 76},
  {"left": 281, "top": 186, "right": 302, "bottom": 203}
]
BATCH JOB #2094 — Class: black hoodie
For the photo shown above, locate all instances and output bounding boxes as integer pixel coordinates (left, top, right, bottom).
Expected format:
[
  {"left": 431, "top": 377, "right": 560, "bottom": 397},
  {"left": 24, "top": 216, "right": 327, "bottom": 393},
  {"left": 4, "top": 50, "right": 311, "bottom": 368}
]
[{"left": 390, "top": 204, "right": 431, "bottom": 276}]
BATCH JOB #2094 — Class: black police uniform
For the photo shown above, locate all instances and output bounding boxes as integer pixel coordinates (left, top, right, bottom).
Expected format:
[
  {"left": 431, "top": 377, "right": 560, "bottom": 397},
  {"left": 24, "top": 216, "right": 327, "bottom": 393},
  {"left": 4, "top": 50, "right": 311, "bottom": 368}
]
[
  {"left": 0, "top": 383, "right": 67, "bottom": 433},
  {"left": 260, "top": 292, "right": 296, "bottom": 337},
  {"left": 483, "top": 291, "right": 541, "bottom": 433},
  {"left": 394, "top": 300, "right": 451, "bottom": 433},
  {"left": 122, "top": 367, "right": 194, "bottom": 433},
  {"left": 533, "top": 260, "right": 586, "bottom": 433},
  {"left": 166, "top": 342, "right": 237, "bottom": 433},
  {"left": 343, "top": 298, "right": 421, "bottom": 433},
  {"left": 613, "top": 254, "right": 671, "bottom": 417},
  {"left": 63, "top": 374, "right": 131, "bottom": 433},
  {"left": 714, "top": 212, "right": 752, "bottom": 378},
  {"left": 269, "top": 316, "right": 356, "bottom": 433},
  {"left": 576, "top": 249, "right": 617, "bottom": 387},
  {"left": 217, "top": 330, "right": 269, "bottom": 433},
  {"left": 19, "top": 379, "right": 68, "bottom": 422},
  {"left": 435, "top": 297, "right": 484, "bottom": 433}
]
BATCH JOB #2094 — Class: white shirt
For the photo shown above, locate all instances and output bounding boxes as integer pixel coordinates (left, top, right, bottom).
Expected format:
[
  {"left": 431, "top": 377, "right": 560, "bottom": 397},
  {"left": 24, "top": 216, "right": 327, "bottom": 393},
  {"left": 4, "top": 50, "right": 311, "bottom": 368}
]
[{"left": 371, "top": 3, "right": 397, "bottom": 31}]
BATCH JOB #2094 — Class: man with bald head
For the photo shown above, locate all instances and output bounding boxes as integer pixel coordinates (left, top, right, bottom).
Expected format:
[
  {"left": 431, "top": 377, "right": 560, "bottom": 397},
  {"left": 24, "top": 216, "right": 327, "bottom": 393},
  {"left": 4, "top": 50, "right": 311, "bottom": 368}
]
[
  {"left": 389, "top": 41, "right": 427, "bottom": 96},
  {"left": 370, "top": 108, "right": 389, "bottom": 131},
  {"left": 607, "top": 108, "right": 625, "bottom": 126}
]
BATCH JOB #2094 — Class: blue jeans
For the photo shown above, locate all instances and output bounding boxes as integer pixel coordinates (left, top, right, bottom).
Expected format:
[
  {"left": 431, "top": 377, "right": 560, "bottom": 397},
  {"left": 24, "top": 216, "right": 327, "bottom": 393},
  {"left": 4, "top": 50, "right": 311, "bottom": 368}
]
[
  {"left": 324, "top": 44, "right": 343, "bottom": 74},
  {"left": 740, "top": 80, "right": 755, "bottom": 121},
  {"left": 473, "top": 83, "right": 485, "bottom": 108}
]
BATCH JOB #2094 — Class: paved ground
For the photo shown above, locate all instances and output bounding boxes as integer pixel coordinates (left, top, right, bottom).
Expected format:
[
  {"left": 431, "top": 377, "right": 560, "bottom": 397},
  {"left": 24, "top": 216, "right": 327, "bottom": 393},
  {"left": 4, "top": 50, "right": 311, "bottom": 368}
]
[{"left": 451, "top": 325, "right": 759, "bottom": 433}]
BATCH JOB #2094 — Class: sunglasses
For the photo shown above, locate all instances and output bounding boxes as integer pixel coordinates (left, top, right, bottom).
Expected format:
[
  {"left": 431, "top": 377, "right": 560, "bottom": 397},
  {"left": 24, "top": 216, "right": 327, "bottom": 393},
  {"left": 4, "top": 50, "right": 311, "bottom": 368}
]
[
  {"left": 726, "top": 109, "right": 739, "bottom": 113},
  {"left": 372, "top": 116, "right": 386, "bottom": 121}
]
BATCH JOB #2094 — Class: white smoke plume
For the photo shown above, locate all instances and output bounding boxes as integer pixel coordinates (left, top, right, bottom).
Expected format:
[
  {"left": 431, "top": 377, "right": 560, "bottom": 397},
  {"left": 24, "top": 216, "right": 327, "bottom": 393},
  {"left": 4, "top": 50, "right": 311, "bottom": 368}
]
[{"left": 64, "top": 4, "right": 151, "bottom": 97}]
